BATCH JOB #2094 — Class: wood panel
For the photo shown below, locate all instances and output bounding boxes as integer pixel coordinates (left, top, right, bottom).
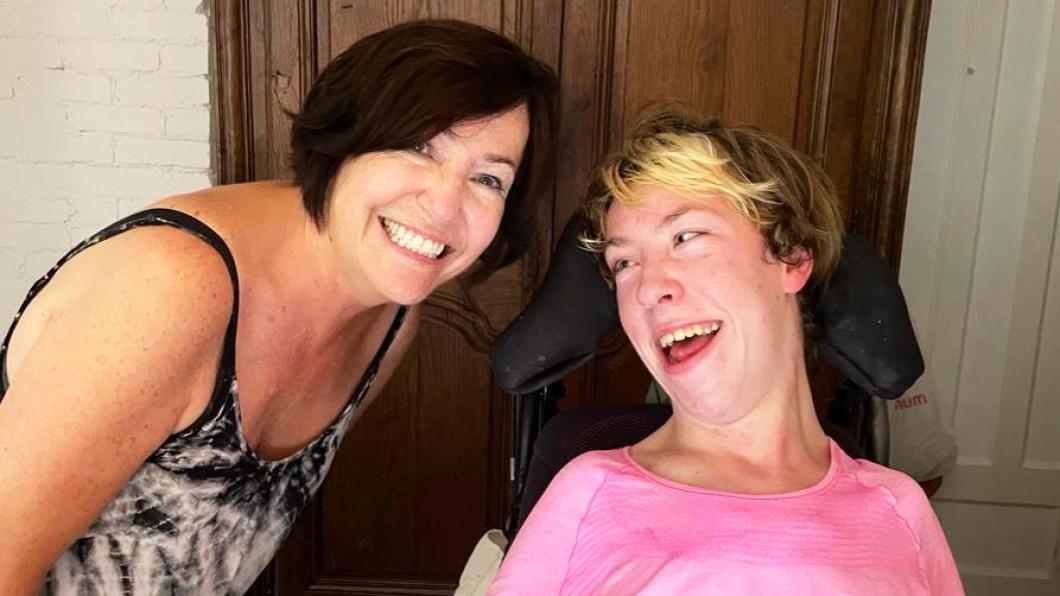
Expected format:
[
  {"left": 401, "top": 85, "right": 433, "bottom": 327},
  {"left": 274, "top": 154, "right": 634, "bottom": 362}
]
[
  {"left": 621, "top": 0, "right": 729, "bottom": 123},
  {"left": 208, "top": 0, "right": 932, "bottom": 592},
  {"left": 721, "top": 0, "right": 809, "bottom": 139}
]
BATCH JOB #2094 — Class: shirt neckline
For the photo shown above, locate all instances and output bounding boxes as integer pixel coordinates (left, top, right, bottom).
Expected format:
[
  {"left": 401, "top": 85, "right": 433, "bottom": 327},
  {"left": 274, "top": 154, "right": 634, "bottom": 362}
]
[{"left": 619, "top": 438, "right": 842, "bottom": 500}]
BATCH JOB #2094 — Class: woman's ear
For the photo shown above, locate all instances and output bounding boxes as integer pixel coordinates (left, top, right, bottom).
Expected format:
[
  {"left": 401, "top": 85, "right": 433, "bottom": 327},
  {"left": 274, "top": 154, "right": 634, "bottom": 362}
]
[{"left": 781, "top": 248, "right": 814, "bottom": 294}]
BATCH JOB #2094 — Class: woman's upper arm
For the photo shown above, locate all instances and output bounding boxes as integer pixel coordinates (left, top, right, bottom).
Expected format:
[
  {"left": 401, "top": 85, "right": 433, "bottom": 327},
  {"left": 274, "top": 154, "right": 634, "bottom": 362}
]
[
  {"left": 910, "top": 494, "right": 965, "bottom": 594},
  {"left": 489, "top": 453, "right": 613, "bottom": 594},
  {"left": 0, "top": 230, "right": 233, "bottom": 591},
  {"left": 882, "top": 471, "right": 965, "bottom": 595}
]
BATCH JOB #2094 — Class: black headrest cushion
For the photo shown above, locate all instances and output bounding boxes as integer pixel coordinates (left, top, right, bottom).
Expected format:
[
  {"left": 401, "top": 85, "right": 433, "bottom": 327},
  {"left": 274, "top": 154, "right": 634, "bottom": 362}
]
[
  {"left": 813, "top": 234, "right": 924, "bottom": 398},
  {"left": 490, "top": 215, "right": 619, "bottom": 393}
]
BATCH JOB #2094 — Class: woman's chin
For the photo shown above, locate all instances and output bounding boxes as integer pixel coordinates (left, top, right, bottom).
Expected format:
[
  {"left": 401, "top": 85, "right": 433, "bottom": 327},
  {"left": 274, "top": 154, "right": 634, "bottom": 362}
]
[
  {"left": 365, "top": 264, "right": 445, "bottom": 306},
  {"left": 669, "top": 389, "right": 747, "bottom": 426},
  {"left": 383, "top": 285, "right": 433, "bottom": 306}
]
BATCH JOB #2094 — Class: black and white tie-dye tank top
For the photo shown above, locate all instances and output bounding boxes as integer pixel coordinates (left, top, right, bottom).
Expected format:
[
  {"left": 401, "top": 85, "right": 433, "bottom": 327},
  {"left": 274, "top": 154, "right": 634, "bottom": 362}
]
[{"left": 0, "top": 208, "right": 407, "bottom": 595}]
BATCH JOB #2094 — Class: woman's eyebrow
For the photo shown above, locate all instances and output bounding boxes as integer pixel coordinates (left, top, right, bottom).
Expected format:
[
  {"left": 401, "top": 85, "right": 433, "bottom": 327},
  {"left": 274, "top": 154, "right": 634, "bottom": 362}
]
[
  {"left": 483, "top": 154, "right": 517, "bottom": 169},
  {"left": 442, "top": 128, "right": 519, "bottom": 170},
  {"left": 657, "top": 207, "right": 689, "bottom": 230},
  {"left": 604, "top": 206, "right": 707, "bottom": 249}
]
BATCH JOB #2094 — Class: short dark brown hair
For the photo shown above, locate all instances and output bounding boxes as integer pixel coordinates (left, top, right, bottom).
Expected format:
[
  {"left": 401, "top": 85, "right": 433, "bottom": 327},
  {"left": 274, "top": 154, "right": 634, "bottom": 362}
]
[{"left": 289, "top": 19, "right": 558, "bottom": 278}]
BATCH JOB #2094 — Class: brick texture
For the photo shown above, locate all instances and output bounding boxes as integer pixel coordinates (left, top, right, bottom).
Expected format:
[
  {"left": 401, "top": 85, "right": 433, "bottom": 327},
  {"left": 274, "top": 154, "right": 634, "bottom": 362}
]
[{"left": 0, "top": 0, "right": 212, "bottom": 321}]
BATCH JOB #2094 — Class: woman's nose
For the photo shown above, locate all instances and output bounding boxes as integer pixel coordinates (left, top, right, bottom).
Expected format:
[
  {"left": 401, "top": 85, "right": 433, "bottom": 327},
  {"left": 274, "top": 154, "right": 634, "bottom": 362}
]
[
  {"left": 421, "top": 167, "right": 466, "bottom": 222},
  {"left": 635, "top": 259, "right": 683, "bottom": 307}
]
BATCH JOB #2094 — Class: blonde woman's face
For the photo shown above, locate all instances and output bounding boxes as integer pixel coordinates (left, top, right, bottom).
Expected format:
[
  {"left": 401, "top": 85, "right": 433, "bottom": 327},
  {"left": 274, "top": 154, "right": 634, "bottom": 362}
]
[{"left": 603, "top": 184, "right": 812, "bottom": 425}]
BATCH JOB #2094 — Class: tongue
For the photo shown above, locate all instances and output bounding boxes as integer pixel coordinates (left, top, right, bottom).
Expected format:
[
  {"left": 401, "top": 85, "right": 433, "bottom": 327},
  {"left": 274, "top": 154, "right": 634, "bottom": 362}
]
[{"left": 669, "top": 333, "right": 715, "bottom": 364}]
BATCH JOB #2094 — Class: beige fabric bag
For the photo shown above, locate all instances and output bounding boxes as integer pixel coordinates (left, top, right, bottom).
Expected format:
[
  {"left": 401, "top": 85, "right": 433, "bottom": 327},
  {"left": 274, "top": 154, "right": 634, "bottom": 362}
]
[
  {"left": 454, "top": 529, "right": 508, "bottom": 596},
  {"left": 873, "top": 370, "right": 958, "bottom": 481}
]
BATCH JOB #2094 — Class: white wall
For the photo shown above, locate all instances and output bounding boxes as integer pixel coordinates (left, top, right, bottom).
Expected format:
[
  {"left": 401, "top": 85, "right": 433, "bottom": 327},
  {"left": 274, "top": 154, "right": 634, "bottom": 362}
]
[
  {"left": 0, "top": 0, "right": 212, "bottom": 321},
  {"left": 901, "top": 0, "right": 1060, "bottom": 593}
]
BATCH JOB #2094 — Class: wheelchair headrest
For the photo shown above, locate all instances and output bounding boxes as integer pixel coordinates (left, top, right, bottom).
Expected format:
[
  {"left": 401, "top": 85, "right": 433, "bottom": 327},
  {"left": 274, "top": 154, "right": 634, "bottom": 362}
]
[
  {"left": 490, "top": 214, "right": 924, "bottom": 399},
  {"left": 814, "top": 234, "right": 923, "bottom": 398},
  {"left": 490, "top": 215, "right": 620, "bottom": 394}
]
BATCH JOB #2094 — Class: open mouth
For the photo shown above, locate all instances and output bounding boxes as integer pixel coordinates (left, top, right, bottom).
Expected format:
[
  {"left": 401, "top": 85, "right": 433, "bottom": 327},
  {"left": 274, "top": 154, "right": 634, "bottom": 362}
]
[
  {"left": 380, "top": 217, "right": 451, "bottom": 260},
  {"left": 657, "top": 321, "right": 721, "bottom": 365}
]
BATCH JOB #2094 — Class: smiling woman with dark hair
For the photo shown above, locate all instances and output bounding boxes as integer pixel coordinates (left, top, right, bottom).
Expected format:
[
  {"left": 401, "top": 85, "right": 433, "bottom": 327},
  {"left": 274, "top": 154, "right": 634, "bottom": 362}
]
[
  {"left": 290, "top": 20, "right": 556, "bottom": 278},
  {"left": 0, "top": 20, "right": 557, "bottom": 595}
]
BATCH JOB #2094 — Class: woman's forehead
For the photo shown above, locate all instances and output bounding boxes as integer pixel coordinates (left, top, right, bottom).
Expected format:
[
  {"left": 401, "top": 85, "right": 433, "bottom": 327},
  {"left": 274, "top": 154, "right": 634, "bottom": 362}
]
[{"left": 604, "top": 187, "right": 734, "bottom": 238}]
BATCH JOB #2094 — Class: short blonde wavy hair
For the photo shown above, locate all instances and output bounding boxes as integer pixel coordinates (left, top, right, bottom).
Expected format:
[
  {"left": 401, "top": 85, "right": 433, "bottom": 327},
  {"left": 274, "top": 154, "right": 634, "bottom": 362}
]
[{"left": 580, "top": 104, "right": 843, "bottom": 295}]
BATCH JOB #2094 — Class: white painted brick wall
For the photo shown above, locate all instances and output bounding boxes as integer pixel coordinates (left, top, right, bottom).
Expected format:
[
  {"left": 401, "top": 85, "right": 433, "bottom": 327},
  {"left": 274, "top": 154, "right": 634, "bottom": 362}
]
[{"left": 0, "top": 0, "right": 212, "bottom": 321}]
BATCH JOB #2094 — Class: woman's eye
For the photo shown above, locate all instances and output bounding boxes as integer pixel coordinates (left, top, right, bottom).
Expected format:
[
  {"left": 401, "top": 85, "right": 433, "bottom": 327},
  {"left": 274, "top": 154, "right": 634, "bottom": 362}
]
[
  {"left": 476, "top": 174, "right": 506, "bottom": 193},
  {"left": 611, "top": 259, "right": 632, "bottom": 273},
  {"left": 410, "top": 141, "right": 431, "bottom": 155},
  {"left": 675, "top": 231, "right": 700, "bottom": 244}
]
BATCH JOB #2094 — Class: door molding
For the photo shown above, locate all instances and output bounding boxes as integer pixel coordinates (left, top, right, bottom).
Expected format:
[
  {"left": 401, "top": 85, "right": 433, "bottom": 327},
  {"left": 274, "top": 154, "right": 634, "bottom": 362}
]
[{"left": 854, "top": 0, "right": 933, "bottom": 267}]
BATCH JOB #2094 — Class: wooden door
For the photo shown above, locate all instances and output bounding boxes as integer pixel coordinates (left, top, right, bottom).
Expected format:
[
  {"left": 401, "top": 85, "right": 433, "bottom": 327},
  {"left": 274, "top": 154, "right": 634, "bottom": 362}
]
[{"left": 208, "top": 1, "right": 930, "bottom": 593}]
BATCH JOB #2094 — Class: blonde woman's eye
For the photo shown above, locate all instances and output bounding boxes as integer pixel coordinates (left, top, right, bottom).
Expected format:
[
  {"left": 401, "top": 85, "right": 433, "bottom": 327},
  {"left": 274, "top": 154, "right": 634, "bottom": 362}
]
[
  {"left": 675, "top": 231, "right": 700, "bottom": 244},
  {"left": 611, "top": 259, "right": 632, "bottom": 273}
]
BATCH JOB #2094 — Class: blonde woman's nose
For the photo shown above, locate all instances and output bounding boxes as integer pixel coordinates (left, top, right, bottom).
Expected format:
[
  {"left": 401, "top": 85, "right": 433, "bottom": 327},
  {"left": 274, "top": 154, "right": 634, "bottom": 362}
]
[{"left": 635, "top": 260, "right": 683, "bottom": 307}]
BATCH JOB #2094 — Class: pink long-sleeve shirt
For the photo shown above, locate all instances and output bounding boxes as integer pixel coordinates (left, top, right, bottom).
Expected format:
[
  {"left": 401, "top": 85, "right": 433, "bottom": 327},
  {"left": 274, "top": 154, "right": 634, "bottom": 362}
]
[{"left": 490, "top": 439, "right": 963, "bottom": 595}]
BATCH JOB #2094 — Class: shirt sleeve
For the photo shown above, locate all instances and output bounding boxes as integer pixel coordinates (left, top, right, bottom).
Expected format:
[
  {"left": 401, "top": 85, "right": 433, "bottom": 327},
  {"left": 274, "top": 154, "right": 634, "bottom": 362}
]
[
  {"left": 890, "top": 474, "right": 966, "bottom": 595},
  {"left": 488, "top": 451, "right": 616, "bottom": 595},
  {"left": 913, "top": 499, "right": 964, "bottom": 594}
]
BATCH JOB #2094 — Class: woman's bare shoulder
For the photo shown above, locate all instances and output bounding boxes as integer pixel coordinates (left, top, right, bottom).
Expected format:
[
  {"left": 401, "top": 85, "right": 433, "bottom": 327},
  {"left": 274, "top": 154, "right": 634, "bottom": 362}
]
[
  {"left": 5, "top": 220, "right": 235, "bottom": 386},
  {"left": 58, "top": 223, "right": 235, "bottom": 317}
]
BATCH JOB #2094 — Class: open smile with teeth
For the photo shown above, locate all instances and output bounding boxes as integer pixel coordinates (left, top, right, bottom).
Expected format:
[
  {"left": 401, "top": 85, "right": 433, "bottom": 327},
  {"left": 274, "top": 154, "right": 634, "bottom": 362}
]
[
  {"left": 381, "top": 217, "right": 448, "bottom": 260},
  {"left": 657, "top": 321, "right": 721, "bottom": 365},
  {"left": 658, "top": 321, "right": 720, "bottom": 349}
]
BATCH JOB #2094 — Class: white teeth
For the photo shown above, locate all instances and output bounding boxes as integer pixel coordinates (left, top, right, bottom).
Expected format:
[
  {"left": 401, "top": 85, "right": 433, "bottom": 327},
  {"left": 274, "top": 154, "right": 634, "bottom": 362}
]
[
  {"left": 383, "top": 218, "right": 445, "bottom": 259},
  {"left": 658, "top": 322, "right": 720, "bottom": 349}
]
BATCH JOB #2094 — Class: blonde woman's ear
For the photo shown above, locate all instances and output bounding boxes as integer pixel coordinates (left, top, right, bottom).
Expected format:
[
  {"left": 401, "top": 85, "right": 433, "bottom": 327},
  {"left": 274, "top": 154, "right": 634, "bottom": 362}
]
[{"left": 781, "top": 247, "right": 814, "bottom": 294}]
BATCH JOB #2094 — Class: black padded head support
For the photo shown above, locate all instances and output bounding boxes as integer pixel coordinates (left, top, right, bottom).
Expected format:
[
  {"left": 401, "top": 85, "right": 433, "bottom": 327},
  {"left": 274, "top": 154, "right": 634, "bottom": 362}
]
[
  {"left": 490, "top": 215, "right": 619, "bottom": 394},
  {"left": 490, "top": 215, "right": 923, "bottom": 399},
  {"left": 813, "top": 234, "right": 924, "bottom": 398}
]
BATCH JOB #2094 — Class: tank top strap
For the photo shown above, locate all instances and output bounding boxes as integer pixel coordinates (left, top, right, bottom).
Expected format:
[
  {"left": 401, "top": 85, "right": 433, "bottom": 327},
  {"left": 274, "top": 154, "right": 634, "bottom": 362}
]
[
  {"left": 123, "top": 208, "right": 241, "bottom": 375},
  {"left": 0, "top": 208, "right": 240, "bottom": 415},
  {"left": 350, "top": 305, "right": 408, "bottom": 409}
]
